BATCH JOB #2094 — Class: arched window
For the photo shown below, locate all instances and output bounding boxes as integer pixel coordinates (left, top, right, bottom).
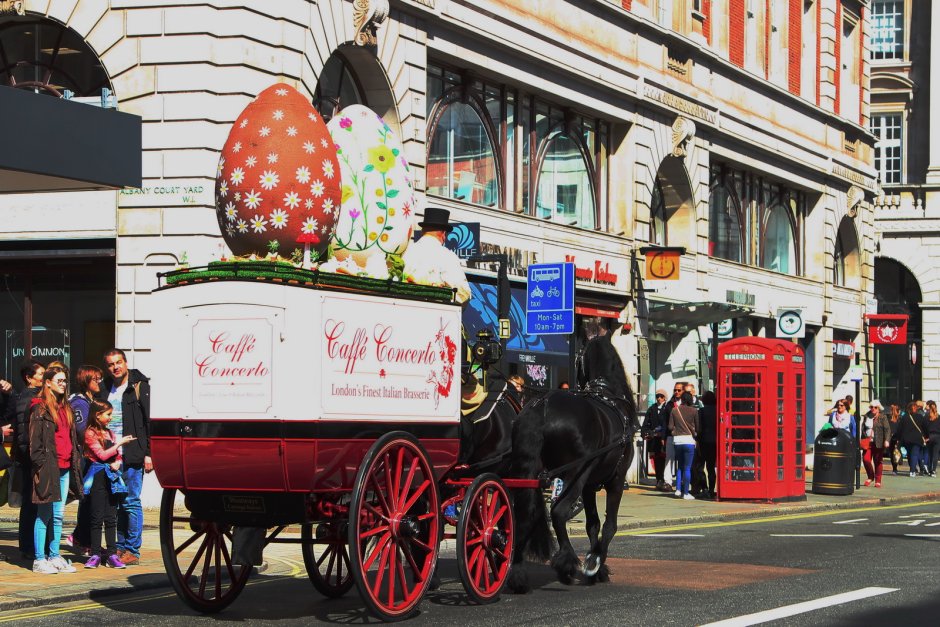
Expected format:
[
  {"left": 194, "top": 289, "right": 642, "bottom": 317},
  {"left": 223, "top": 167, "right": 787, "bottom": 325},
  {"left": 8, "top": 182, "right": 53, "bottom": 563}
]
[
  {"left": 650, "top": 178, "right": 667, "bottom": 245},
  {"left": 708, "top": 175, "right": 743, "bottom": 262},
  {"left": 427, "top": 99, "right": 499, "bottom": 208},
  {"left": 0, "top": 17, "right": 110, "bottom": 98},
  {"left": 313, "top": 52, "right": 364, "bottom": 122},
  {"left": 834, "top": 217, "right": 861, "bottom": 288},
  {"left": 762, "top": 203, "right": 796, "bottom": 273},
  {"left": 536, "top": 132, "right": 595, "bottom": 228}
]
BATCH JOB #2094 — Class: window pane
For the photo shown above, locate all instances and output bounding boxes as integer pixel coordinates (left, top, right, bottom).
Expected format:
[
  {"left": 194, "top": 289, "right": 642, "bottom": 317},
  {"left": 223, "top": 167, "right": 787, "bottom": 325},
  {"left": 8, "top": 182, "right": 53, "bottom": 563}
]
[
  {"left": 871, "top": 0, "right": 904, "bottom": 60},
  {"left": 871, "top": 113, "right": 902, "bottom": 184},
  {"left": 427, "top": 102, "right": 499, "bottom": 207},
  {"left": 762, "top": 205, "right": 795, "bottom": 274},
  {"left": 535, "top": 135, "right": 595, "bottom": 228},
  {"left": 709, "top": 181, "right": 742, "bottom": 262}
]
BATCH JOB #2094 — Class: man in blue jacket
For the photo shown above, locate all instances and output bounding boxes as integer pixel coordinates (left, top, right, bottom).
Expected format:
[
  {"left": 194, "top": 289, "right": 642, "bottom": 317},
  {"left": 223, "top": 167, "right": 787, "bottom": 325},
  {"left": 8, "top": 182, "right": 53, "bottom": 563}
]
[{"left": 97, "top": 349, "right": 150, "bottom": 566}]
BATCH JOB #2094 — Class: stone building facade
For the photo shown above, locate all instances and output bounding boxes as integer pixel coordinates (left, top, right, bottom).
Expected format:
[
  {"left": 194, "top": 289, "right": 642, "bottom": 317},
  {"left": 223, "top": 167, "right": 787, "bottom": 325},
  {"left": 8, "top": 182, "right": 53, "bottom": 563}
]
[{"left": 0, "top": 1, "right": 877, "bottom": 499}]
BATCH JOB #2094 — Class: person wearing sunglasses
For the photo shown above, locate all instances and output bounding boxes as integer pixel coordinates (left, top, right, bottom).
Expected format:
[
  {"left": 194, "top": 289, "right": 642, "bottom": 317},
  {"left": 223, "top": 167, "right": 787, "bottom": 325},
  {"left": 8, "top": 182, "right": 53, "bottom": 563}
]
[{"left": 28, "top": 366, "right": 83, "bottom": 574}]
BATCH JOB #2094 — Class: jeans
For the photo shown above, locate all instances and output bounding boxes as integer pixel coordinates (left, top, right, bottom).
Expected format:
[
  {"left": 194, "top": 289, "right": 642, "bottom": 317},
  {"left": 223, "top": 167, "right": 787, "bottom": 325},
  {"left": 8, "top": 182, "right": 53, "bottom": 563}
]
[
  {"left": 34, "top": 468, "right": 68, "bottom": 560},
  {"left": 117, "top": 465, "right": 143, "bottom": 557},
  {"left": 908, "top": 444, "right": 924, "bottom": 473},
  {"left": 863, "top": 447, "right": 885, "bottom": 483},
  {"left": 674, "top": 444, "right": 695, "bottom": 495}
]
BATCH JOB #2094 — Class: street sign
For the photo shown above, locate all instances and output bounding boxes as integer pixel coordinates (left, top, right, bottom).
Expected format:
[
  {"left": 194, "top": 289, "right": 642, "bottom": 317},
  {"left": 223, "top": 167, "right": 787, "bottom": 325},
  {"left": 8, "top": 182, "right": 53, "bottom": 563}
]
[
  {"left": 526, "top": 262, "right": 575, "bottom": 335},
  {"left": 776, "top": 307, "right": 805, "bottom": 338},
  {"left": 848, "top": 364, "right": 864, "bottom": 382}
]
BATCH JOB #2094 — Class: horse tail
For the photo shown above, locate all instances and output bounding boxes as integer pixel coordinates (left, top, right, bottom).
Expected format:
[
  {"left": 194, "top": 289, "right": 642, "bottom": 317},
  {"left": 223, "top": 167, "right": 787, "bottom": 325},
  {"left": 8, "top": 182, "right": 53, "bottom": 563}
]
[{"left": 509, "top": 397, "right": 555, "bottom": 563}]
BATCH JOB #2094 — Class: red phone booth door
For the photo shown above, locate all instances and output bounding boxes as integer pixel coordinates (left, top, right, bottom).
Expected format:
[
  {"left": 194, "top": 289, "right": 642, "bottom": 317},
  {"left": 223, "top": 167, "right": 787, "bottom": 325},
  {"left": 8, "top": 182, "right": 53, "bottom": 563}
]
[
  {"left": 719, "top": 368, "right": 765, "bottom": 499},
  {"left": 791, "top": 358, "right": 807, "bottom": 498}
]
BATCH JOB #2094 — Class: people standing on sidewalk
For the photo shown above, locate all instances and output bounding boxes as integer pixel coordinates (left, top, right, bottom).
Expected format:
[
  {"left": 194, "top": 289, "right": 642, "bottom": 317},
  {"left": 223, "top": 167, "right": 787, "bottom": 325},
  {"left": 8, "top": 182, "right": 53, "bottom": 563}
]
[
  {"left": 898, "top": 401, "right": 929, "bottom": 478},
  {"left": 668, "top": 391, "right": 700, "bottom": 500},
  {"left": 66, "top": 365, "right": 104, "bottom": 555},
  {"left": 662, "top": 382, "right": 683, "bottom": 490},
  {"left": 829, "top": 400, "right": 856, "bottom": 438},
  {"left": 29, "top": 366, "right": 82, "bottom": 574},
  {"left": 924, "top": 401, "right": 940, "bottom": 477},
  {"left": 96, "top": 349, "right": 150, "bottom": 566},
  {"left": 12, "top": 360, "right": 44, "bottom": 560},
  {"left": 83, "top": 399, "right": 135, "bottom": 569},
  {"left": 862, "top": 400, "right": 890, "bottom": 488},
  {"left": 642, "top": 389, "right": 670, "bottom": 492}
]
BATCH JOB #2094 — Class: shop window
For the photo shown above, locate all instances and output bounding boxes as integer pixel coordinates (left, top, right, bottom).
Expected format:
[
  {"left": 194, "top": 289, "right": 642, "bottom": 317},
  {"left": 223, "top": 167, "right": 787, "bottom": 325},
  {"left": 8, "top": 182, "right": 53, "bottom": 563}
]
[
  {"left": 0, "top": 17, "right": 111, "bottom": 99},
  {"left": 834, "top": 217, "right": 860, "bottom": 289},
  {"left": 536, "top": 133, "right": 596, "bottom": 228},
  {"left": 427, "top": 99, "right": 499, "bottom": 207},
  {"left": 708, "top": 168, "right": 743, "bottom": 263},
  {"left": 427, "top": 63, "right": 609, "bottom": 229},
  {"left": 650, "top": 178, "right": 667, "bottom": 246},
  {"left": 872, "top": 112, "right": 902, "bottom": 184},
  {"left": 313, "top": 52, "right": 364, "bottom": 122},
  {"left": 871, "top": 0, "right": 904, "bottom": 61},
  {"left": 761, "top": 203, "right": 795, "bottom": 274}
]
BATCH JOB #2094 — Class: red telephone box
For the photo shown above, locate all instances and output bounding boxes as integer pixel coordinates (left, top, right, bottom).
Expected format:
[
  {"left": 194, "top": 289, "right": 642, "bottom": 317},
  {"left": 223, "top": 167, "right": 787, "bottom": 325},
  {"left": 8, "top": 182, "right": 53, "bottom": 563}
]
[{"left": 717, "top": 337, "right": 806, "bottom": 502}]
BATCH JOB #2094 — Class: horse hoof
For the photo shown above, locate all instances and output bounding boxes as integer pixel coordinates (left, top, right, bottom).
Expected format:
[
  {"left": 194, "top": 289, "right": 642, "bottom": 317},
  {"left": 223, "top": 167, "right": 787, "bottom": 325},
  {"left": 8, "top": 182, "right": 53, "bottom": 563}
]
[{"left": 583, "top": 553, "right": 600, "bottom": 577}]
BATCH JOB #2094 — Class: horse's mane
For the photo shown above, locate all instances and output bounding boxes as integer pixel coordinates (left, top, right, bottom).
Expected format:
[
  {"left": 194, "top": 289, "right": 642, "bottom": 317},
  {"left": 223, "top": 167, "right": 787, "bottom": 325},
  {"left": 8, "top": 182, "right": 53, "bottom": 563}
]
[{"left": 582, "top": 334, "right": 632, "bottom": 398}]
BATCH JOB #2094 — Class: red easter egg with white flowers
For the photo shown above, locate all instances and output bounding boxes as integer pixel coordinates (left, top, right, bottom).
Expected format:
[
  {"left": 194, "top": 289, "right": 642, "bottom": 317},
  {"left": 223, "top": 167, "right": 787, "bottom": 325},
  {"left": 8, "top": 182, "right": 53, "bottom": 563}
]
[{"left": 215, "top": 84, "right": 341, "bottom": 259}]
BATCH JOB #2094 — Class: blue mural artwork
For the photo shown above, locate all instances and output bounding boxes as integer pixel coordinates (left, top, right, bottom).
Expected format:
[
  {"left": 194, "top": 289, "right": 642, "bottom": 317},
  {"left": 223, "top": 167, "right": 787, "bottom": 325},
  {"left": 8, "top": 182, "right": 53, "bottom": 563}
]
[{"left": 464, "top": 282, "right": 568, "bottom": 355}]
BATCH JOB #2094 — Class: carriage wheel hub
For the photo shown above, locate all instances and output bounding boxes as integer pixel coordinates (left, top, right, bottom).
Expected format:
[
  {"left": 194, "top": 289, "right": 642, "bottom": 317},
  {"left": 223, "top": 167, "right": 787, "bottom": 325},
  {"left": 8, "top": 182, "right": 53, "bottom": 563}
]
[
  {"left": 390, "top": 514, "right": 419, "bottom": 540},
  {"left": 485, "top": 528, "right": 507, "bottom": 551}
]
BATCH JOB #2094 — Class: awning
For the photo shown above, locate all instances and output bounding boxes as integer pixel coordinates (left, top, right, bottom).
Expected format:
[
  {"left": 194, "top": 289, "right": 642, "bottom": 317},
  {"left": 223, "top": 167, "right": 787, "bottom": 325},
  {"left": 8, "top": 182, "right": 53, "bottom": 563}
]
[
  {"left": 645, "top": 300, "right": 752, "bottom": 334},
  {"left": 0, "top": 85, "right": 141, "bottom": 192}
]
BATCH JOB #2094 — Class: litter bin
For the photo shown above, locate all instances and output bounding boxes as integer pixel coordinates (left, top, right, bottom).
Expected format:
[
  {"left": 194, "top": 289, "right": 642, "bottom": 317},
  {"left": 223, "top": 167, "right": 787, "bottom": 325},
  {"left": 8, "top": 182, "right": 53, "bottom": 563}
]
[{"left": 812, "top": 427, "right": 856, "bottom": 495}]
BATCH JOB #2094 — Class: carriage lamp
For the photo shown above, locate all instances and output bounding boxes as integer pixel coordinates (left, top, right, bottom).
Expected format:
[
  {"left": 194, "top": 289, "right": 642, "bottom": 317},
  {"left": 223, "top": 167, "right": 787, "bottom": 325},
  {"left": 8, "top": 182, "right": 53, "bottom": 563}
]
[{"left": 472, "top": 329, "right": 502, "bottom": 368}]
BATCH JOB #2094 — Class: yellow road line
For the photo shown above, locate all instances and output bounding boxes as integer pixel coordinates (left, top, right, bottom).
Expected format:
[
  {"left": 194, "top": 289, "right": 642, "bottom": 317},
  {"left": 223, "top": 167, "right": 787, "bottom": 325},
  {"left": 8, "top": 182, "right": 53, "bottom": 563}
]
[
  {"left": 0, "top": 555, "right": 306, "bottom": 622},
  {"left": 566, "top": 500, "right": 940, "bottom": 538}
]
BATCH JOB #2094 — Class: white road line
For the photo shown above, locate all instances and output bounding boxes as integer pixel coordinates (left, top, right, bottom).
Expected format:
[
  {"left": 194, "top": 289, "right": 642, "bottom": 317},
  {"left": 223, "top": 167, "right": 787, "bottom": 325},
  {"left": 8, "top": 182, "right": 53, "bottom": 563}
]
[
  {"left": 633, "top": 533, "right": 704, "bottom": 537},
  {"left": 699, "top": 587, "right": 898, "bottom": 627},
  {"left": 904, "top": 534, "right": 940, "bottom": 538},
  {"left": 769, "top": 534, "right": 852, "bottom": 538},
  {"left": 833, "top": 518, "right": 868, "bottom": 524}
]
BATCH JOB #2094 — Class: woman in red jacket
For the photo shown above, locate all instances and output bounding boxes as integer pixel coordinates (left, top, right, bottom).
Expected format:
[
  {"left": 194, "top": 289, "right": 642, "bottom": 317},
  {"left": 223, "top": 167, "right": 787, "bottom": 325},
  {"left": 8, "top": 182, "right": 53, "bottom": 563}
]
[{"left": 28, "top": 366, "right": 82, "bottom": 574}]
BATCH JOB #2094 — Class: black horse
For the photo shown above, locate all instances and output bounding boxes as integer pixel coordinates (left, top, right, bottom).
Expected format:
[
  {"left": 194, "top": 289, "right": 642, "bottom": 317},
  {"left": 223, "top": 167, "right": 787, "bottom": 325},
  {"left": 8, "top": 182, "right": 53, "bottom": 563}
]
[{"left": 507, "top": 332, "right": 638, "bottom": 592}]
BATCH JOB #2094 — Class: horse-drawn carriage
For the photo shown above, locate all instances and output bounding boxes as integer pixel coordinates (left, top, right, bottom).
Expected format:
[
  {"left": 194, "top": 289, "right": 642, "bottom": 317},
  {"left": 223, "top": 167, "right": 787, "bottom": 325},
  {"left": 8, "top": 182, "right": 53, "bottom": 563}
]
[{"left": 149, "top": 265, "right": 635, "bottom": 621}]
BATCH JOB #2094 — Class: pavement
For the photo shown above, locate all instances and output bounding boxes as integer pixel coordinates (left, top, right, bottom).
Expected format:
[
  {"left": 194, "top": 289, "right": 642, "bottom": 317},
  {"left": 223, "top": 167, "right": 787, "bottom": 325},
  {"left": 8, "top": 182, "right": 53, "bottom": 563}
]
[{"left": 1, "top": 466, "right": 939, "bottom": 613}]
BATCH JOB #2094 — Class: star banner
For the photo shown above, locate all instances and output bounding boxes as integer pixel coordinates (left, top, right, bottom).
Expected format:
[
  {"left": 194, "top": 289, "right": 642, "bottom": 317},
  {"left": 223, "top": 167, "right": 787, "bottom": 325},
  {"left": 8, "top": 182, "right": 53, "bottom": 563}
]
[{"left": 865, "top": 314, "right": 909, "bottom": 345}]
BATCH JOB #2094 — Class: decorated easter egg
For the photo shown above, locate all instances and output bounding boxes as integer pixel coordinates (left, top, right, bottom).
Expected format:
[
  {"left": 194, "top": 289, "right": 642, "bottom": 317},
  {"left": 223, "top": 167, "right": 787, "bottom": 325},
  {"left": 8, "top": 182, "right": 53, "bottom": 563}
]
[
  {"left": 326, "top": 104, "right": 417, "bottom": 273},
  {"left": 214, "top": 84, "right": 342, "bottom": 260}
]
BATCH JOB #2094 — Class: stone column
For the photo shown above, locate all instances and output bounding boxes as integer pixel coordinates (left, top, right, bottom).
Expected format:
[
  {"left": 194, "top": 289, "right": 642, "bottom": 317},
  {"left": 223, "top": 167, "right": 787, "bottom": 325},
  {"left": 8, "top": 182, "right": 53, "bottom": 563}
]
[{"left": 927, "top": 0, "right": 940, "bottom": 183}]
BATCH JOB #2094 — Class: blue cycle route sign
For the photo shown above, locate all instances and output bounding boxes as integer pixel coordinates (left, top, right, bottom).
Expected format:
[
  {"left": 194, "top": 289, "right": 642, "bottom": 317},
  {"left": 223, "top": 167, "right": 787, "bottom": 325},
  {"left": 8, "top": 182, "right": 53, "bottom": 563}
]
[{"left": 525, "top": 262, "right": 575, "bottom": 335}]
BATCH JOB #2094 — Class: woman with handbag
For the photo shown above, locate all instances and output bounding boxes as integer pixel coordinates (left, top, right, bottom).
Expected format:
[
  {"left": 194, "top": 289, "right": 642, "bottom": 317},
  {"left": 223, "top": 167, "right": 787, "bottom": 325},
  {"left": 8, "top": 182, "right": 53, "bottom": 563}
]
[
  {"left": 862, "top": 401, "right": 891, "bottom": 487},
  {"left": 667, "top": 391, "right": 700, "bottom": 500},
  {"left": 887, "top": 404, "right": 902, "bottom": 475},
  {"left": 898, "top": 401, "right": 929, "bottom": 478}
]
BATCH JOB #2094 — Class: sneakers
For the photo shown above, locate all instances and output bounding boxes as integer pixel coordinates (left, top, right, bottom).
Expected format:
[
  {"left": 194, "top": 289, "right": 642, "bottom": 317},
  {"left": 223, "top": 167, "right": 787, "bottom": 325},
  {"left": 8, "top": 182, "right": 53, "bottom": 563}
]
[
  {"left": 49, "top": 556, "right": 76, "bottom": 573},
  {"left": 63, "top": 534, "right": 74, "bottom": 547},
  {"left": 911, "top": 471, "right": 917, "bottom": 478},
  {"left": 875, "top": 482, "right": 882, "bottom": 488},
  {"left": 682, "top": 493, "right": 695, "bottom": 500},
  {"left": 119, "top": 552, "right": 140, "bottom": 566},
  {"left": 32, "top": 558, "right": 58, "bottom": 574},
  {"left": 84, "top": 554, "right": 101, "bottom": 569},
  {"left": 864, "top": 479, "right": 872, "bottom": 487},
  {"left": 674, "top": 489, "right": 682, "bottom": 497},
  {"left": 106, "top": 554, "right": 126, "bottom": 569}
]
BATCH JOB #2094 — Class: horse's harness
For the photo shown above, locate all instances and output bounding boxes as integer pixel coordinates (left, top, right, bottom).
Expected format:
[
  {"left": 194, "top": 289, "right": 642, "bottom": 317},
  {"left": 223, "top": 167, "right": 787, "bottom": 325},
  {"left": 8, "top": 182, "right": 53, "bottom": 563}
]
[{"left": 536, "top": 375, "right": 634, "bottom": 489}]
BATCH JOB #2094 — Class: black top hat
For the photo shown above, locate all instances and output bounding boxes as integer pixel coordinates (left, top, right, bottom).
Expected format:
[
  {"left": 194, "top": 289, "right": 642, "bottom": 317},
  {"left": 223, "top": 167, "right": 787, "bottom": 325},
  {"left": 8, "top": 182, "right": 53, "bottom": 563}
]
[{"left": 418, "top": 207, "right": 453, "bottom": 232}]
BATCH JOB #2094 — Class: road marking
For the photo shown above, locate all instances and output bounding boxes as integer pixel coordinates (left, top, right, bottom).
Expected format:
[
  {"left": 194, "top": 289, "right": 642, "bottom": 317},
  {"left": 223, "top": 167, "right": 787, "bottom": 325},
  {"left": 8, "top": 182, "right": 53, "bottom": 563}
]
[
  {"left": 904, "top": 533, "right": 940, "bottom": 538},
  {"left": 769, "top": 534, "right": 852, "bottom": 538},
  {"left": 699, "top": 586, "right": 898, "bottom": 626},
  {"left": 633, "top": 533, "right": 704, "bottom": 538},
  {"left": 833, "top": 518, "right": 868, "bottom": 524},
  {"left": 884, "top": 520, "right": 924, "bottom": 526},
  {"left": 612, "top": 501, "right": 940, "bottom": 537}
]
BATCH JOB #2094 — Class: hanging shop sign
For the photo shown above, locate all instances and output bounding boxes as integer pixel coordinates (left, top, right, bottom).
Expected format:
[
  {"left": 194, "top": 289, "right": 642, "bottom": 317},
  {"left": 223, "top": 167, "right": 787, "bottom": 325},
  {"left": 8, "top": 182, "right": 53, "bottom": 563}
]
[
  {"left": 832, "top": 341, "right": 855, "bottom": 359},
  {"left": 643, "top": 248, "right": 682, "bottom": 281},
  {"left": 865, "top": 314, "right": 909, "bottom": 345},
  {"left": 776, "top": 307, "right": 805, "bottom": 338}
]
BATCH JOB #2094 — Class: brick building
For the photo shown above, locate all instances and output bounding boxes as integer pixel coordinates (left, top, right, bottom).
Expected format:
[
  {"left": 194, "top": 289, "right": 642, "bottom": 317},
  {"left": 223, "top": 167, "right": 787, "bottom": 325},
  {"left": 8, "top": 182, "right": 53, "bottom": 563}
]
[{"left": 0, "top": 1, "right": 876, "bottom": 498}]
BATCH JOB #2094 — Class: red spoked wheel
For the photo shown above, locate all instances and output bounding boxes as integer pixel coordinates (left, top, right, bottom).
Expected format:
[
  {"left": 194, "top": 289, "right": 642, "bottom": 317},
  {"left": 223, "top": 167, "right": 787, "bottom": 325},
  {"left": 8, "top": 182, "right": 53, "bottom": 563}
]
[
  {"left": 301, "top": 521, "right": 354, "bottom": 598},
  {"left": 159, "top": 488, "right": 251, "bottom": 613},
  {"left": 348, "top": 432, "right": 441, "bottom": 621},
  {"left": 456, "top": 473, "right": 514, "bottom": 604}
]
